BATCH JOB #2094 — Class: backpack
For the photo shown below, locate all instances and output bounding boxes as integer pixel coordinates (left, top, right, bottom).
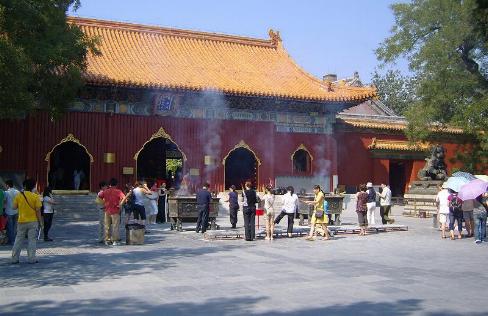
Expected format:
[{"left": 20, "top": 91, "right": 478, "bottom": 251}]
[
  {"left": 126, "top": 190, "right": 136, "bottom": 210},
  {"left": 449, "top": 194, "right": 462, "bottom": 211},
  {"left": 323, "top": 199, "right": 329, "bottom": 215}
]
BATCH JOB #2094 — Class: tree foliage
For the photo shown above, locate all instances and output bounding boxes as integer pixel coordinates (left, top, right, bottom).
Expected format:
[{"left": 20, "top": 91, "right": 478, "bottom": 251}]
[
  {"left": 371, "top": 69, "right": 417, "bottom": 115},
  {"left": 0, "top": 0, "right": 99, "bottom": 119},
  {"left": 376, "top": 0, "right": 488, "bottom": 171}
]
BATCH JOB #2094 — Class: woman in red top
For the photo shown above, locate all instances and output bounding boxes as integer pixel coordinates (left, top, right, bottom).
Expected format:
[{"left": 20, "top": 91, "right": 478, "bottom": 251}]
[{"left": 356, "top": 184, "right": 369, "bottom": 236}]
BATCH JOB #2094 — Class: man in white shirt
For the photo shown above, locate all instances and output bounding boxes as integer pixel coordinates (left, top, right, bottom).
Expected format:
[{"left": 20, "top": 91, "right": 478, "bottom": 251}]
[
  {"left": 436, "top": 184, "right": 450, "bottom": 239},
  {"left": 379, "top": 183, "right": 393, "bottom": 224},
  {"left": 274, "top": 186, "right": 299, "bottom": 237},
  {"left": 4, "top": 180, "right": 20, "bottom": 245}
]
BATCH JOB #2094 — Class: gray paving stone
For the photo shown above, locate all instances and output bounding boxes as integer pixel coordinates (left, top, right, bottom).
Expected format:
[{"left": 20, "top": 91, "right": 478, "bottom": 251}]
[{"left": 0, "top": 203, "right": 487, "bottom": 315}]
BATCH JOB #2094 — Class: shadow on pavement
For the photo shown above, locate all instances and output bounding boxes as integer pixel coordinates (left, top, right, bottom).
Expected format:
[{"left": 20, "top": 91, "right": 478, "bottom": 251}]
[
  {"left": 0, "top": 244, "right": 246, "bottom": 288},
  {"left": 2, "top": 297, "right": 484, "bottom": 316}
]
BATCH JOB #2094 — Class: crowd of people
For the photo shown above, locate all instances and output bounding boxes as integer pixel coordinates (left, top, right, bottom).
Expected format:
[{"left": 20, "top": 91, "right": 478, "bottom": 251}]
[
  {"left": 96, "top": 178, "right": 168, "bottom": 246},
  {"left": 2, "top": 175, "right": 486, "bottom": 263},
  {"left": 436, "top": 183, "right": 487, "bottom": 243}
]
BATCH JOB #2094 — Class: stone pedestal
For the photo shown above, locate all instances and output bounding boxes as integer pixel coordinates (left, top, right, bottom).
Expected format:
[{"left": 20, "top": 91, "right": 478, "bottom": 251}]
[{"left": 403, "top": 181, "right": 442, "bottom": 217}]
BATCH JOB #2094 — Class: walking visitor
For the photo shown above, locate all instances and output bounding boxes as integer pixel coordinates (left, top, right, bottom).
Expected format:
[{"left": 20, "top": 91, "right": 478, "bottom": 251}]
[
  {"left": 436, "top": 183, "right": 450, "bottom": 239},
  {"left": 42, "top": 186, "right": 57, "bottom": 241},
  {"left": 447, "top": 190, "right": 463, "bottom": 240},
  {"left": 11, "top": 179, "right": 42, "bottom": 264},
  {"left": 305, "top": 185, "right": 329, "bottom": 241}
]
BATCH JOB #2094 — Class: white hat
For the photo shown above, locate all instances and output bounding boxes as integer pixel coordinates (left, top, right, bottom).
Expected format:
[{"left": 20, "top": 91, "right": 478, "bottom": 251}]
[
  {"left": 366, "top": 182, "right": 373, "bottom": 188},
  {"left": 441, "top": 182, "right": 448, "bottom": 189}
]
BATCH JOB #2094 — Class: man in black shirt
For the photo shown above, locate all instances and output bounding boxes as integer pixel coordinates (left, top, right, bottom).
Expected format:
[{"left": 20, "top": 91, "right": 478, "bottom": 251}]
[
  {"left": 196, "top": 183, "right": 212, "bottom": 233},
  {"left": 242, "top": 181, "right": 259, "bottom": 241}
]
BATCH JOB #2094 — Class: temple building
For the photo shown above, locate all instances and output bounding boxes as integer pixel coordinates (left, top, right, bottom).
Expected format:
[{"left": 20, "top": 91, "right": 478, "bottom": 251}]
[{"left": 0, "top": 17, "right": 471, "bottom": 195}]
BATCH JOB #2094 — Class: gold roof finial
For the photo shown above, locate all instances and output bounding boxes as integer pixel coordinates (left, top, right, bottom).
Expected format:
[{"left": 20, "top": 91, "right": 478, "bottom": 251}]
[{"left": 268, "top": 29, "right": 281, "bottom": 46}]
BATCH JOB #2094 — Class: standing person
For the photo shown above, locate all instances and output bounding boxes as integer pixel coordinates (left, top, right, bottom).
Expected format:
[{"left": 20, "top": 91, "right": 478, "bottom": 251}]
[
  {"left": 228, "top": 185, "right": 239, "bottom": 229},
  {"left": 195, "top": 183, "right": 212, "bottom": 234},
  {"left": 379, "top": 183, "right": 393, "bottom": 224},
  {"left": 146, "top": 181, "right": 159, "bottom": 225},
  {"left": 156, "top": 182, "right": 167, "bottom": 223},
  {"left": 123, "top": 183, "right": 134, "bottom": 225},
  {"left": 435, "top": 183, "right": 450, "bottom": 239},
  {"left": 365, "top": 182, "right": 377, "bottom": 225},
  {"left": 305, "top": 185, "right": 329, "bottom": 241},
  {"left": 98, "top": 178, "right": 125, "bottom": 246},
  {"left": 473, "top": 194, "right": 487, "bottom": 244},
  {"left": 274, "top": 186, "right": 299, "bottom": 238},
  {"left": 462, "top": 198, "right": 475, "bottom": 238},
  {"left": 4, "top": 180, "right": 20, "bottom": 245},
  {"left": 73, "top": 169, "right": 83, "bottom": 190},
  {"left": 242, "top": 181, "right": 259, "bottom": 241},
  {"left": 11, "top": 179, "right": 42, "bottom": 264},
  {"left": 122, "top": 181, "right": 152, "bottom": 229},
  {"left": 95, "top": 181, "right": 108, "bottom": 243},
  {"left": 263, "top": 185, "right": 275, "bottom": 240},
  {"left": 42, "top": 186, "right": 57, "bottom": 241},
  {"left": 447, "top": 190, "right": 463, "bottom": 240},
  {"left": 356, "top": 184, "right": 369, "bottom": 236}
]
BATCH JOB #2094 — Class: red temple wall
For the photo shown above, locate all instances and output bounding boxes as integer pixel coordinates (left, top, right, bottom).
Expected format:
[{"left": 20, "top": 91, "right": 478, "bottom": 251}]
[{"left": 0, "top": 112, "right": 475, "bottom": 192}]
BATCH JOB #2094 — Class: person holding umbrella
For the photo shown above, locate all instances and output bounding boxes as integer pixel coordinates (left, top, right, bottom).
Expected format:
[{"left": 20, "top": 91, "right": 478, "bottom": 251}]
[{"left": 458, "top": 178, "right": 488, "bottom": 242}]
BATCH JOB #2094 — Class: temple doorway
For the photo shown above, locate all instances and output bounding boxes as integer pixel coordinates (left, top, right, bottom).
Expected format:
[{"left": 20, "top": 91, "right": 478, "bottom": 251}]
[
  {"left": 224, "top": 147, "right": 258, "bottom": 189},
  {"left": 136, "top": 137, "right": 184, "bottom": 188},
  {"left": 48, "top": 141, "right": 90, "bottom": 190},
  {"left": 389, "top": 160, "right": 407, "bottom": 197}
]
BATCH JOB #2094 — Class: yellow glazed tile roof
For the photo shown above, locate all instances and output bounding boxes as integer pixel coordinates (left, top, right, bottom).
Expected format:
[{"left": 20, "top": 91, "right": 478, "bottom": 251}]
[
  {"left": 368, "top": 138, "right": 431, "bottom": 151},
  {"left": 340, "top": 118, "right": 464, "bottom": 134},
  {"left": 70, "top": 17, "right": 376, "bottom": 102}
]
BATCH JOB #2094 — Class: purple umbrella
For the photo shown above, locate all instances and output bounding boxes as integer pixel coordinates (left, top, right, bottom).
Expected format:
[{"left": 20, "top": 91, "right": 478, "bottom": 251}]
[{"left": 458, "top": 179, "right": 488, "bottom": 201}]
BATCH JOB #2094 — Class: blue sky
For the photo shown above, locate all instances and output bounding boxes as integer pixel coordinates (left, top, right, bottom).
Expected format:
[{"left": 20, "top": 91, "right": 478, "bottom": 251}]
[{"left": 71, "top": 0, "right": 404, "bottom": 83}]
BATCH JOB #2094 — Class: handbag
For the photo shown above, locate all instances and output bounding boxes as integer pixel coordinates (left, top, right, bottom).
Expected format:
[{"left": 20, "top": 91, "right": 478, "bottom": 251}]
[{"left": 315, "top": 209, "right": 324, "bottom": 218}]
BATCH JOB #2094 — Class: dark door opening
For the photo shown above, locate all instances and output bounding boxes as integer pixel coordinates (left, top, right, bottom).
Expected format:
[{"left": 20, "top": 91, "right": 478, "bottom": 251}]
[
  {"left": 292, "top": 149, "right": 311, "bottom": 173},
  {"left": 48, "top": 142, "right": 90, "bottom": 190},
  {"left": 137, "top": 138, "right": 183, "bottom": 187},
  {"left": 389, "top": 160, "right": 406, "bottom": 197},
  {"left": 225, "top": 148, "right": 258, "bottom": 189}
]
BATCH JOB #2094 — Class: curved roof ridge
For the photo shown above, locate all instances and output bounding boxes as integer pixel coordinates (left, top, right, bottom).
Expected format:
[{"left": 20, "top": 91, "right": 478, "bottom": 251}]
[
  {"left": 274, "top": 43, "right": 376, "bottom": 100},
  {"left": 69, "top": 16, "right": 276, "bottom": 48}
]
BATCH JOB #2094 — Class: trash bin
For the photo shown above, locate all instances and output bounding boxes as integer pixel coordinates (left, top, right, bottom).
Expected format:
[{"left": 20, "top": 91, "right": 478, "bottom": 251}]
[{"left": 126, "top": 223, "right": 145, "bottom": 245}]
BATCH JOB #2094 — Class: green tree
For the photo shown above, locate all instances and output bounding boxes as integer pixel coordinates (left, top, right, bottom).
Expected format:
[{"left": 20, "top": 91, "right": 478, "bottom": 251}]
[
  {"left": 0, "top": 0, "right": 99, "bottom": 119},
  {"left": 371, "top": 69, "right": 417, "bottom": 115},
  {"left": 376, "top": 0, "right": 488, "bottom": 171}
]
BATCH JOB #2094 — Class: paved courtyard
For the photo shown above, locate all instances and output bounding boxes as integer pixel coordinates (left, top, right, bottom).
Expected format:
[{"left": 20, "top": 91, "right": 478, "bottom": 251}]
[{"left": 1, "top": 199, "right": 487, "bottom": 316}]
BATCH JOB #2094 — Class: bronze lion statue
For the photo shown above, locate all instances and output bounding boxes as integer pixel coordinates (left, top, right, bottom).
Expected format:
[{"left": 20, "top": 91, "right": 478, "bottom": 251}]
[{"left": 417, "top": 145, "right": 448, "bottom": 181}]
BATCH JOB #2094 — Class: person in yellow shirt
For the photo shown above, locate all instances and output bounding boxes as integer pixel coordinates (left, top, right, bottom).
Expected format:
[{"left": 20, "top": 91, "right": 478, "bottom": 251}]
[
  {"left": 11, "top": 179, "right": 42, "bottom": 264},
  {"left": 304, "top": 185, "right": 330, "bottom": 241}
]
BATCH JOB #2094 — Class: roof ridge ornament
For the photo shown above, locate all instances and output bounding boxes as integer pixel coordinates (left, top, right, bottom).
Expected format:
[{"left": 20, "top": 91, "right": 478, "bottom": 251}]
[{"left": 268, "top": 29, "right": 281, "bottom": 46}]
